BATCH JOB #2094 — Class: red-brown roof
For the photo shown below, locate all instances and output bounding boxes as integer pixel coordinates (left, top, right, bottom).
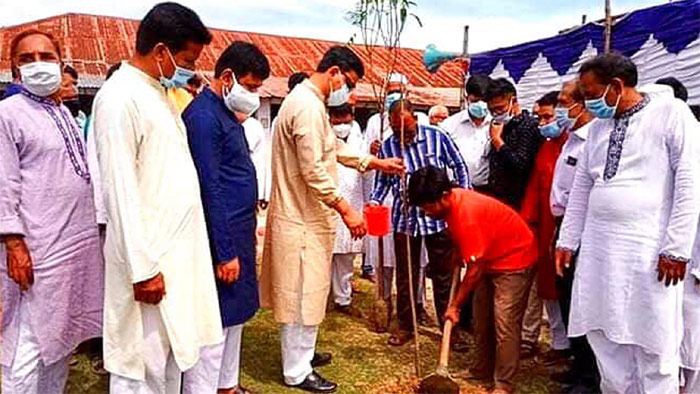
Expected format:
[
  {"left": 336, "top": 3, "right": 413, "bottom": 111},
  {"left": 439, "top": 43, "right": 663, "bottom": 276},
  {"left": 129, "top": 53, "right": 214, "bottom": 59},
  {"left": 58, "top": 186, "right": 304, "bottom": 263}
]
[{"left": 0, "top": 13, "right": 462, "bottom": 107}]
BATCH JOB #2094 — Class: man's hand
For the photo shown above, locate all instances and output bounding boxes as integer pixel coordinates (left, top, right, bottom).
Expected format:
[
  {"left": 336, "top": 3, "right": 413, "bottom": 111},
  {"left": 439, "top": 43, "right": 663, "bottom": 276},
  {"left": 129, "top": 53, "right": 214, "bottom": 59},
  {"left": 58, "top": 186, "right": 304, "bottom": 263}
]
[
  {"left": 369, "top": 140, "right": 382, "bottom": 155},
  {"left": 341, "top": 208, "right": 367, "bottom": 239},
  {"left": 217, "top": 258, "right": 241, "bottom": 285},
  {"left": 4, "top": 236, "right": 33, "bottom": 291},
  {"left": 489, "top": 121, "right": 505, "bottom": 149},
  {"left": 371, "top": 157, "right": 405, "bottom": 175},
  {"left": 657, "top": 255, "right": 687, "bottom": 287},
  {"left": 133, "top": 273, "right": 166, "bottom": 304},
  {"left": 555, "top": 248, "right": 573, "bottom": 277},
  {"left": 444, "top": 305, "right": 461, "bottom": 324}
]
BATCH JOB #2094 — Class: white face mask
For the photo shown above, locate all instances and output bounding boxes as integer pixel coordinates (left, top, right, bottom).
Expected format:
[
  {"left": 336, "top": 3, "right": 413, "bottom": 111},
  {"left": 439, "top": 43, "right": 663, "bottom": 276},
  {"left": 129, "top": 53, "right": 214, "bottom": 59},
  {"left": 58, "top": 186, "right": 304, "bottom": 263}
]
[
  {"left": 223, "top": 72, "right": 260, "bottom": 116},
  {"left": 327, "top": 73, "right": 350, "bottom": 107},
  {"left": 19, "top": 62, "right": 62, "bottom": 97},
  {"left": 333, "top": 123, "right": 352, "bottom": 138}
]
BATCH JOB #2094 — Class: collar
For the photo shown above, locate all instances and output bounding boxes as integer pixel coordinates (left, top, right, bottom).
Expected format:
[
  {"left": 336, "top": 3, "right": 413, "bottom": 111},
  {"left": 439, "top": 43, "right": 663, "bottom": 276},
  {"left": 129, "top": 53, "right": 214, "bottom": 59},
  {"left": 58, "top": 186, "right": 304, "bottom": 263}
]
[
  {"left": 616, "top": 94, "right": 650, "bottom": 120},
  {"left": 123, "top": 61, "right": 165, "bottom": 92},
  {"left": 302, "top": 79, "right": 325, "bottom": 103},
  {"left": 20, "top": 88, "right": 60, "bottom": 106},
  {"left": 570, "top": 121, "right": 591, "bottom": 141},
  {"left": 200, "top": 87, "right": 241, "bottom": 124}
]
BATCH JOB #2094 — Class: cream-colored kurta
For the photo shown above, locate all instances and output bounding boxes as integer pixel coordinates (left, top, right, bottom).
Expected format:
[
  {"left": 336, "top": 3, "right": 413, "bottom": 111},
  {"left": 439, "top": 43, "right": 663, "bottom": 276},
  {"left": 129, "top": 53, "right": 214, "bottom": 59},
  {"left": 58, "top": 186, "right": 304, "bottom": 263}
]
[
  {"left": 92, "top": 62, "right": 223, "bottom": 380},
  {"left": 260, "top": 80, "right": 370, "bottom": 326}
]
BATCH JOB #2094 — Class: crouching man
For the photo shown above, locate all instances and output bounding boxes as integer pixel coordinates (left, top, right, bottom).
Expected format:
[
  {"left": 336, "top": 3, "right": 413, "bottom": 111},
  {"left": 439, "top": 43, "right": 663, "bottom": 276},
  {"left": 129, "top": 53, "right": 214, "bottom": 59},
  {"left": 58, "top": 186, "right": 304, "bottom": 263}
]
[{"left": 407, "top": 165, "right": 536, "bottom": 394}]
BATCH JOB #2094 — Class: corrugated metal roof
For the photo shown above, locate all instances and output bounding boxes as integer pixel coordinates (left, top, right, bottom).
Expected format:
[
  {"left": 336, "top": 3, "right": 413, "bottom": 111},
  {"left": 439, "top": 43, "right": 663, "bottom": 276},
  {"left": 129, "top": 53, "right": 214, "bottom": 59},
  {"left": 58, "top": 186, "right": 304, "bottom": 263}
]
[{"left": 0, "top": 13, "right": 462, "bottom": 107}]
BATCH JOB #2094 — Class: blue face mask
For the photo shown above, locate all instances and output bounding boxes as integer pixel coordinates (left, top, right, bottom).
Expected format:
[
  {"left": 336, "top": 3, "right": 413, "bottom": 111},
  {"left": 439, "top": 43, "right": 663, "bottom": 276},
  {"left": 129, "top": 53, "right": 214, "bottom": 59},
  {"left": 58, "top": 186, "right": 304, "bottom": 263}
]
[
  {"left": 385, "top": 92, "right": 402, "bottom": 113},
  {"left": 539, "top": 120, "right": 563, "bottom": 139},
  {"left": 491, "top": 97, "right": 514, "bottom": 124},
  {"left": 468, "top": 100, "right": 489, "bottom": 119},
  {"left": 555, "top": 104, "right": 581, "bottom": 130},
  {"left": 157, "top": 47, "right": 195, "bottom": 89},
  {"left": 585, "top": 85, "right": 620, "bottom": 119}
]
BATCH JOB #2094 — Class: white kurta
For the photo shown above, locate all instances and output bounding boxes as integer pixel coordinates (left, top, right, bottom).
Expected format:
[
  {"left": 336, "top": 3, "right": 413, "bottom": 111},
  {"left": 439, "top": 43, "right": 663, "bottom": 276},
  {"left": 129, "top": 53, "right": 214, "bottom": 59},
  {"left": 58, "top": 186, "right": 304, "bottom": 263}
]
[
  {"left": 334, "top": 121, "right": 365, "bottom": 254},
  {"left": 557, "top": 95, "right": 700, "bottom": 361},
  {"left": 92, "top": 62, "right": 223, "bottom": 380},
  {"left": 682, "top": 242, "right": 700, "bottom": 370},
  {"left": 243, "top": 117, "right": 267, "bottom": 200}
]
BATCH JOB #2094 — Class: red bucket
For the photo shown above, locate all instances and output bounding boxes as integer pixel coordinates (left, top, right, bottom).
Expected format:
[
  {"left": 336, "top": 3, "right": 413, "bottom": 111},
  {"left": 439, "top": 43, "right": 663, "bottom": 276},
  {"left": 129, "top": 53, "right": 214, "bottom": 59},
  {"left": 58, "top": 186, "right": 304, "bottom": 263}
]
[{"left": 364, "top": 205, "right": 391, "bottom": 237}]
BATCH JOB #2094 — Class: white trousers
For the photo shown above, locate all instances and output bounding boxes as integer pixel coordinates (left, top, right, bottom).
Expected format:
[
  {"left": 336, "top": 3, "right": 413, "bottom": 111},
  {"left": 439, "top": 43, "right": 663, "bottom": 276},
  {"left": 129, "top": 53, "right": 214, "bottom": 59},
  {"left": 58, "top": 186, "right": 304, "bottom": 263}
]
[
  {"left": 182, "top": 324, "right": 244, "bottom": 393},
  {"left": 544, "top": 300, "right": 570, "bottom": 350},
  {"left": 2, "top": 297, "right": 70, "bottom": 394},
  {"left": 587, "top": 330, "right": 678, "bottom": 394},
  {"left": 280, "top": 324, "right": 318, "bottom": 386},
  {"left": 681, "top": 368, "right": 699, "bottom": 394},
  {"left": 331, "top": 253, "right": 356, "bottom": 306},
  {"left": 109, "top": 305, "right": 182, "bottom": 394}
]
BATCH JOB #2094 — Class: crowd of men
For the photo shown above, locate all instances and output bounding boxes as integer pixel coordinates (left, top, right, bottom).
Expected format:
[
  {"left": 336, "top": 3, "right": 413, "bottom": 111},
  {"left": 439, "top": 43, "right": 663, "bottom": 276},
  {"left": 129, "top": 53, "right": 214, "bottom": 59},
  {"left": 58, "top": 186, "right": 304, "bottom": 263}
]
[{"left": 0, "top": 2, "right": 699, "bottom": 394}]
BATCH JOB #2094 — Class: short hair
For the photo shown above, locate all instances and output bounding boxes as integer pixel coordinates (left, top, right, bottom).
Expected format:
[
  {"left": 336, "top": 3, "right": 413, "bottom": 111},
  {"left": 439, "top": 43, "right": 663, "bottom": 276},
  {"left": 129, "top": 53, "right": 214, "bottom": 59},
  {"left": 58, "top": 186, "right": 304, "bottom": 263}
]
[
  {"left": 579, "top": 53, "right": 638, "bottom": 87},
  {"left": 656, "top": 77, "right": 688, "bottom": 102},
  {"left": 484, "top": 78, "right": 517, "bottom": 101},
  {"left": 328, "top": 103, "right": 354, "bottom": 119},
  {"left": 388, "top": 98, "right": 414, "bottom": 115},
  {"left": 408, "top": 165, "right": 456, "bottom": 206},
  {"left": 10, "top": 29, "right": 61, "bottom": 77},
  {"left": 465, "top": 74, "right": 491, "bottom": 97},
  {"left": 288, "top": 72, "right": 309, "bottom": 91},
  {"left": 135, "top": 2, "right": 212, "bottom": 56},
  {"left": 106, "top": 63, "right": 122, "bottom": 80},
  {"left": 62, "top": 64, "right": 78, "bottom": 80},
  {"left": 214, "top": 41, "right": 270, "bottom": 80},
  {"left": 537, "top": 91, "right": 559, "bottom": 108},
  {"left": 317, "top": 46, "right": 365, "bottom": 79}
]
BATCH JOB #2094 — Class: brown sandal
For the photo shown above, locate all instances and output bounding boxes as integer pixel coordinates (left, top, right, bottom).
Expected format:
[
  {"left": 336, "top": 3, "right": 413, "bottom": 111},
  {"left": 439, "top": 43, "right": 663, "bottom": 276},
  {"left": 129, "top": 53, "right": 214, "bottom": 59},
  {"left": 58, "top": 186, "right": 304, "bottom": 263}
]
[{"left": 388, "top": 330, "right": 414, "bottom": 346}]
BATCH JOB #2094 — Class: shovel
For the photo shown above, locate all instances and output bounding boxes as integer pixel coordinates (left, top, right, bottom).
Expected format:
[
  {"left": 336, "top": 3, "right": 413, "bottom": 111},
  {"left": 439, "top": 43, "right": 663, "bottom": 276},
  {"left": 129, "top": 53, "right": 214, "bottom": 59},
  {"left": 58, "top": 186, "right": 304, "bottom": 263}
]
[{"left": 418, "top": 265, "right": 461, "bottom": 394}]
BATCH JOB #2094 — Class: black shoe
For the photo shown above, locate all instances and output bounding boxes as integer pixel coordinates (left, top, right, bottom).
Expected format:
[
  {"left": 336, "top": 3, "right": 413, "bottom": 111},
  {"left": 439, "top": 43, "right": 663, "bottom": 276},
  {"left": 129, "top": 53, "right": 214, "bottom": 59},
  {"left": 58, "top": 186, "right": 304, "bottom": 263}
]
[
  {"left": 311, "top": 352, "right": 332, "bottom": 368},
  {"left": 551, "top": 369, "right": 576, "bottom": 385},
  {"left": 287, "top": 371, "right": 338, "bottom": 393}
]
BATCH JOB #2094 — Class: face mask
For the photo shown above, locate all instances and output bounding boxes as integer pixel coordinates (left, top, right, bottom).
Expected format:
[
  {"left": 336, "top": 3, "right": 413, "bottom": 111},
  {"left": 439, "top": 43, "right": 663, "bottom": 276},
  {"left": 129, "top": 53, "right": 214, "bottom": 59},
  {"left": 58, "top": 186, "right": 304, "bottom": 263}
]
[
  {"left": 64, "top": 100, "right": 81, "bottom": 117},
  {"left": 539, "top": 120, "right": 563, "bottom": 139},
  {"left": 555, "top": 104, "right": 581, "bottom": 130},
  {"left": 491, "top": 98, "right": 514, "bottom": 124},
  {"left": 333, "top": 123, "right": 352, "bottom": 139},
  {"left": 467, "top": 100, "right": 489, "bottom": 119},
  {"left": 384, "top": 92, "right": 402, "bottom": 113},
  {"left": 327, "top": 73, "right": 349, "bottom": 106},
  {"left": 223, "top": 72, "right": 261, "bottom": 116},
  {"left": 585, "top": 85, "right": 620, "bottom": 119},
  {"left": 19, "top": 62, "right": 62, "bottom": 97},
  {"left": 157, "top": 47, "right": 195, "bottom": 89}
]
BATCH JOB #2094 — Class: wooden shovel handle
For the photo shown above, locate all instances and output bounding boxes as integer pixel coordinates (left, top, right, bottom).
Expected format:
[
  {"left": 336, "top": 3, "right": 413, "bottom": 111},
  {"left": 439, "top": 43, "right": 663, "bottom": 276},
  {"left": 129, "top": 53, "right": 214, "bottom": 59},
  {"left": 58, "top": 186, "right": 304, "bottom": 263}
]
[{"left": 439, "top": 265, "right": 462, "bottom": 368}]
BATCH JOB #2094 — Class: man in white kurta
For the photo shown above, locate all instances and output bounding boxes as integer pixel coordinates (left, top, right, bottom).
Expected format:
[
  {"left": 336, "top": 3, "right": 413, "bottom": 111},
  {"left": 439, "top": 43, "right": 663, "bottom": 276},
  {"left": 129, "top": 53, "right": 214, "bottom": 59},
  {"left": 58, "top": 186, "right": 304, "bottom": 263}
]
[
  {"left": 92, "top": 5, "right": 222, "bottom": 391},
  {"left": 556, "top": 54, "right": 700, "bottom": 394},
  {"left": 682, "top": 243, "right": 700, "bottom": 394}
]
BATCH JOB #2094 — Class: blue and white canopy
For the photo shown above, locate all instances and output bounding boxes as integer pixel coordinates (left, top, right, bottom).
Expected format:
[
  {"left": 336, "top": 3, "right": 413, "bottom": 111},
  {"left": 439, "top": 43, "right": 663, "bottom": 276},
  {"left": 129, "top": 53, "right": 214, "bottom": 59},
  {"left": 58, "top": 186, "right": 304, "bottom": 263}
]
[{"left": 470, "top": 0, "right": 700, "bottom": 108}]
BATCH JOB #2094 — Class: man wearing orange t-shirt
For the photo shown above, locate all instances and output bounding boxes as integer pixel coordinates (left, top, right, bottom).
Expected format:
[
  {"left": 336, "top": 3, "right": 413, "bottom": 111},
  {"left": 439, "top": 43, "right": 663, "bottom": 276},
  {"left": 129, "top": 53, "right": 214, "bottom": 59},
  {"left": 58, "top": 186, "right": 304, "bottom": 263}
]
[{"left": 408, "top": 165, "right": 536, "bottom": 394}]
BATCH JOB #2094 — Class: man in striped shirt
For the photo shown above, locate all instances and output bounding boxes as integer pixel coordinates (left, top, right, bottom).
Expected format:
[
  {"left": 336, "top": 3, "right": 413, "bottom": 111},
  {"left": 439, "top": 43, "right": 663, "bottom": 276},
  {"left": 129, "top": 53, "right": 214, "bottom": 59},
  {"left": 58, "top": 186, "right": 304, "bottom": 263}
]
[{"left": 369, "top": 99, "right": 470, "bottom": 346}]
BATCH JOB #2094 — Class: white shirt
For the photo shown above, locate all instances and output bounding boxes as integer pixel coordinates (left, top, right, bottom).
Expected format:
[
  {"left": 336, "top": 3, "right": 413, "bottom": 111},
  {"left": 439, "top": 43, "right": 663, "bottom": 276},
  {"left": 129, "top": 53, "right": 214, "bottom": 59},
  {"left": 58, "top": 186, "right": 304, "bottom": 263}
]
[
  {"left": 549, "top": 122, "right": 591, "bottom": 217},
  {"left": 86, "top": 115, "right": 107, "bottom": 224},
  {"left": 334, "top": 121, "right": 365, "bottom": 254},
  {"left": 441, "top": 110, "right": 491, "bottom": 187},
  {"left": 243, "top": 117, "right": 268, "bottom": 200},
  {"left": 557, "top": 95, "right": 700, "bottom": 359},
  {"left": 93, "top": 62, "right": 223, "bottom": 380}
]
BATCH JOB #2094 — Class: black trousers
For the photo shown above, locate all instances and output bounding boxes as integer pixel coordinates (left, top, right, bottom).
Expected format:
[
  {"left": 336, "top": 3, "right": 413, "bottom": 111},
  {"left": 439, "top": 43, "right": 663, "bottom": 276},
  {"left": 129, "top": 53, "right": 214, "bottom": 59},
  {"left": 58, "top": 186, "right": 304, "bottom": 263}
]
[
  {"left": 394, "top": 231, "right": 456, "bottom": 331},
  {"left": 554, "top": 218, "right": 600, "bottom": 388}
]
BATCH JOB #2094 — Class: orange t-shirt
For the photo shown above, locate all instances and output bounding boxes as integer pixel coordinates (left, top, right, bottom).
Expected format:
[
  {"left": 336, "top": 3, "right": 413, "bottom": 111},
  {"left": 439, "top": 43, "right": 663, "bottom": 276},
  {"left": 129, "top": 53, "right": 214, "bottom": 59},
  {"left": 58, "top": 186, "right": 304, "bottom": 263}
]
[{"left": 445, "top": 189, "right": 536, "bottom": 273}]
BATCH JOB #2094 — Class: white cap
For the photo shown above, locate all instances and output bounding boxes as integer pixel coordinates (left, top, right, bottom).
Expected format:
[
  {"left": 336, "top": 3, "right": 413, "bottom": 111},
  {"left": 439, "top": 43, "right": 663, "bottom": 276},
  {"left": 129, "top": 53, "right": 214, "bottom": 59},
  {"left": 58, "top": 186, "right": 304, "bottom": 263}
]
[{"left": 387, "top": 72, "right": 408, "bottom": 85}]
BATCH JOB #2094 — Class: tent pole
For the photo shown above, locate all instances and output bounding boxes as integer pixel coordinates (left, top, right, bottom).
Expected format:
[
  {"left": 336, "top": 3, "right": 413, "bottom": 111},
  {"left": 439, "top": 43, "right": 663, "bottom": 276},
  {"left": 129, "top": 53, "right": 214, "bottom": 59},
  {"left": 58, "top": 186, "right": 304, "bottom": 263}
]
[
  {"left": 604, "top": 0, "right": 612, "bottom": 53},
  {"left": 461, "top": 25, "right": 469, "bottom": 109}
]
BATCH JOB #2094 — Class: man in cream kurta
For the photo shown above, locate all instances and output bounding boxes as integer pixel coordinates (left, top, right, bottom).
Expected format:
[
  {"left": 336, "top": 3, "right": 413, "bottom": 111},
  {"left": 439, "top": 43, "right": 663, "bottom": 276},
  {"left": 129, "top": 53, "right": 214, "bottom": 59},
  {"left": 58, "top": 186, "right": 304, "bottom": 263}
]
[
  {"left": 91, "top": 4, "right": 222, "bottom": 392},
  {"left": 260, "top": 46, "right": 403, "bottom": 393}
]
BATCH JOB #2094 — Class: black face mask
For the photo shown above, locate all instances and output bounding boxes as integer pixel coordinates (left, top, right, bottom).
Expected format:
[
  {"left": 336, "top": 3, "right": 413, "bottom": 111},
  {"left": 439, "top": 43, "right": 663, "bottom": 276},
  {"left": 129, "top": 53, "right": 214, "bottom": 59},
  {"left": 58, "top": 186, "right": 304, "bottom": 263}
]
[{"left": 64, "top": 100, "right": 81, "bottom": 117}]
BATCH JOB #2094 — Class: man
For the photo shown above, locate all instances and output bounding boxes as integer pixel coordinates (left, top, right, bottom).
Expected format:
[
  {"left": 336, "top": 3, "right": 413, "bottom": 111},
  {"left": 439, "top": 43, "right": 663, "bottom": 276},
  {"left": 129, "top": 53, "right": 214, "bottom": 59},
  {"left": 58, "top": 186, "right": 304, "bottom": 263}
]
[
  {"left": 656, "top": 76, "right": 688, "bottom": 102},
  {"left": 243, "top": 117, "right": 268, "bottom": 206},
  {"left": 369, "top": 99, "right": 469, "bottom": 346},
  {"left": 484, "top": 78, "right": 542, "bottom": 210},
  {"left": 328, "top": 103, "right": 366, "bottom": 315},
  {"left": 0, "top": 29, "right": 103, "bottom": 393},
  {"left": 428, "top": 105, "right": 449, "bottom": 126},
  {"left": 260, "top": 45, "right": 404, "bottom": 393},
  {"left": 556, "top": 53, "right": 700, "bottom": 393},
  {"left": 180, "top": 41, "right": 269, "bottom": 394},
  {"left": 60, "top": 64, "right": 87, "bottom": 129},
  {"left": 682, "top": 247, "right": 700, "bottom": 394},
  {"left": 288, "top": 71, "right": 309, "bottom": 92},
  {"left": 2, "top": 70, "right": 22, "bottom": 100},
  {"left": 92, "top": 4, "right": 223, "bottom": 392},
  {"left": 519, "top": 91, "right": 569, "bottom": 361},
  {"left": 442, "top": 74, "right": 493, "bottom": 192},
  {"left": 549, "top": 80, "right": 598, "bottom": 393},
  {"left": 408, "top": 165, "right": 536, "bottom": 394}
]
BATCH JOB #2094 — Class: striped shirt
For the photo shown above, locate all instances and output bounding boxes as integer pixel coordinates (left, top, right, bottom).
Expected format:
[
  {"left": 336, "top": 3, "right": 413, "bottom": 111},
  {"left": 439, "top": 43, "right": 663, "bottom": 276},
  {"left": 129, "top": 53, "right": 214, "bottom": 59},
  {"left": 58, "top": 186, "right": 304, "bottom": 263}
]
[{"left": 370, "top": 124, "right": 470, "bottom": 236}]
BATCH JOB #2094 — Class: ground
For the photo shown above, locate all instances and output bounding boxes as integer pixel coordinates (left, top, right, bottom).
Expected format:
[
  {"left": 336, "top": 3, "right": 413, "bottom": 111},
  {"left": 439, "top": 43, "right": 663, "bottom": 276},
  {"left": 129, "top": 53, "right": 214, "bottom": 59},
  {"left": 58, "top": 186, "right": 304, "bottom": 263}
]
[{"left": 64, "top": 273, "right": 561, "bottom": 394}]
